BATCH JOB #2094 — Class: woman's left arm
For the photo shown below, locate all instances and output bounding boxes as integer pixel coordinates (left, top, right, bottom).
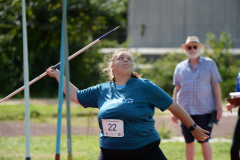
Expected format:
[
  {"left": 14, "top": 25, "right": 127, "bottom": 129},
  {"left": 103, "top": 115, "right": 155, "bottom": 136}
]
[{"left": 167, "top": 101, "right": 209, "bottom": 141}]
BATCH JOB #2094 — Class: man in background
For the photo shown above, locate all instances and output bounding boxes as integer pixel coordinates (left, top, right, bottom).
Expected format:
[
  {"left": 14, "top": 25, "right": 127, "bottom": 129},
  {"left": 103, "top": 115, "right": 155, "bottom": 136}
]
[{"left": 172, "top": 36, "right": 223, "bottom": 160}]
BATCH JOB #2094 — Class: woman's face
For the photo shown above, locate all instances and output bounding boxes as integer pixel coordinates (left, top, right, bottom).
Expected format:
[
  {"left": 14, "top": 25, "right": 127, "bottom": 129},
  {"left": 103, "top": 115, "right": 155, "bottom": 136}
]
[{"left": 111, "top": 51, "right": 134, "bottom": 77}]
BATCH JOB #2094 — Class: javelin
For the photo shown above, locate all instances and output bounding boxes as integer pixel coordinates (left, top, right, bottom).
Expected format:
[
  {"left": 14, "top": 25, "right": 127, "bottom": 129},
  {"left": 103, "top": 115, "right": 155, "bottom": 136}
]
[{"left": 0, "top": 26, "right": 120, "bottom": 104}]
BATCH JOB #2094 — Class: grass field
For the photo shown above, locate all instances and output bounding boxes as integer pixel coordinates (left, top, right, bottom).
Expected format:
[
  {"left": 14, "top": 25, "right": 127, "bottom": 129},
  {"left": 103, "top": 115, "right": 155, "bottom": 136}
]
[
  {"left": 0, "top": 135, "right": 231, "bottom": 160},
  {"left": 0, "top": 102, "right": 232, "bottom": 160}
]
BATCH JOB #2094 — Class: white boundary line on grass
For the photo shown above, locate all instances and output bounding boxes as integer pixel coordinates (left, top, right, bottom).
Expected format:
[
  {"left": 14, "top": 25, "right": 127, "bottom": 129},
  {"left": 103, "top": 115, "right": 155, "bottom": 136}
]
[{"left": 162, "top": 136, "right": 232, "bottom": 143}]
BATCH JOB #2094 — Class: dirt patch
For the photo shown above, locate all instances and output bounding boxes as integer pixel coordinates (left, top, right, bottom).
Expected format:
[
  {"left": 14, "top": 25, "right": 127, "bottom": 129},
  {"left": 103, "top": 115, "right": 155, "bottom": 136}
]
[
  {"left": 0, "top": 99, "right": 238, "bottom": 138},
  {"left": 0, "top": 114, "right": 237, "bottom": 138},
  {"left": 0, "top": 121, "right": 100, "bottom": 137}
]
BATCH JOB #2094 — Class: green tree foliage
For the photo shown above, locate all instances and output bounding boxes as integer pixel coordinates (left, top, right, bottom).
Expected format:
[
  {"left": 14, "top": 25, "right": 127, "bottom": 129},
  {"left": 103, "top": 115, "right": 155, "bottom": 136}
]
[
  {"left": 138, "top": 53, "right": 187, "bottom": 96},
  {"left": 0, "top": 0, "right": 128, "bottom": 98},
  {"left": 203, "top": 32, "right": 240, "bottom": 99}
]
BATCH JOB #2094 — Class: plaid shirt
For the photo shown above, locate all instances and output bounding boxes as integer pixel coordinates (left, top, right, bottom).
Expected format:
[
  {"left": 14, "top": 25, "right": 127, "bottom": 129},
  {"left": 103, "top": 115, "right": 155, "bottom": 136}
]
[{"left": 173, "top": 56, "right": 222, "bottom": 115}]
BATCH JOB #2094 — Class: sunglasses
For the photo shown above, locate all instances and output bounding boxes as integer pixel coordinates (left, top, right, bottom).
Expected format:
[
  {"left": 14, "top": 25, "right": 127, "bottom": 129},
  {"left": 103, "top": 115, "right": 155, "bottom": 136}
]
[{"left": 187, "top": 45, "right": 198, "bottom": 50}]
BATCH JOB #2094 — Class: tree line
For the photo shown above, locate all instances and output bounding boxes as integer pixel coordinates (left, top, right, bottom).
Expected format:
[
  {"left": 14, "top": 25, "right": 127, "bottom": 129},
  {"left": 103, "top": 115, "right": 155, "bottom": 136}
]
[
  {"left": 0, "top": 0, "right": 128, "bottom": 98},
  {"left": 0, "top": 1, "right": 238, "bottom": 100}
]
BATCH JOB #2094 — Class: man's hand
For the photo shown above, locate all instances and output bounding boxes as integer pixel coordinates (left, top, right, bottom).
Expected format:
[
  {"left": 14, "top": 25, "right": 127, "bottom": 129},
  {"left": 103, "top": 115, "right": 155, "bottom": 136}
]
[
  {"left": 226, "top": 103, "right": 236, "bottom": 112},
  {"left": 216, "top": 107, "right": 223, "bottom": 121}
]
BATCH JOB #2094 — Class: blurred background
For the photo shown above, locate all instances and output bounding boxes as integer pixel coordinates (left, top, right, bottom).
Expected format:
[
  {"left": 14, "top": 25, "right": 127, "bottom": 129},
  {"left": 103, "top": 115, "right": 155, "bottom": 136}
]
[
  {"left": 0, "top": 1, "right": 239, "bottom": 159},
  {"left": 0, "top": 0, "right": 239, "bottom": 99}
]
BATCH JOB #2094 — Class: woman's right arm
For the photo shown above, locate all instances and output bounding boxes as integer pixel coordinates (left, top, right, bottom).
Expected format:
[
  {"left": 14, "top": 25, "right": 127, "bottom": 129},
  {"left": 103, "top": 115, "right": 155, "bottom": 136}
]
[{"left": 46, "top": 67, "right": 80, "bottom": 105}]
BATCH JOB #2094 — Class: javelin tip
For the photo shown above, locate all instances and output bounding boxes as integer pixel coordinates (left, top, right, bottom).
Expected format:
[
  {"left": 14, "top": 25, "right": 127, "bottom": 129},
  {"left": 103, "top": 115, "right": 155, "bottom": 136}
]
[{"left": 114, "top": 26, "right": 120, "bottom": 31}]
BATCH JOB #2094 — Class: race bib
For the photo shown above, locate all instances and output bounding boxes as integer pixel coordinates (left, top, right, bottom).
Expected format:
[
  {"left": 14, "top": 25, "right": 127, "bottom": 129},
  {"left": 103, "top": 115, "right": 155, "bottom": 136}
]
[{"left": 102, "top": 119, "right": 124, "bottom": 137}]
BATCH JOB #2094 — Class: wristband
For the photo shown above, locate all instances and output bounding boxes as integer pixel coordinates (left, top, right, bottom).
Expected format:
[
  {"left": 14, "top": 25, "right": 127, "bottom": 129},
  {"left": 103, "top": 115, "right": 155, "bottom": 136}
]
[{"left": 189, "top": 123, "right": 197, "bottom": 131}]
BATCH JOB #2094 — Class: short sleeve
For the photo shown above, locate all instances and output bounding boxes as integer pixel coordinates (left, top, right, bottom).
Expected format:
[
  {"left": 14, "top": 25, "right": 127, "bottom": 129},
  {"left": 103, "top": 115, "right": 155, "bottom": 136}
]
[
  {"left": 210, "top": 60, "right": 222, "bottom": 83},
  {"left": 77, "top": 84, "right": 101, "bottom": 108},
  {"left": 146, "top": 80, "right": 174, "bottom": 111},
  {"left": 173, "top": 66, "right": 180, "bottom": 85}
]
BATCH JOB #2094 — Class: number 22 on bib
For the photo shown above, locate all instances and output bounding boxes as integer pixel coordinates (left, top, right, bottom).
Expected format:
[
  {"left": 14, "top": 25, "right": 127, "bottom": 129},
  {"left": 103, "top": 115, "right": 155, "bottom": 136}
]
[{"left": 102, "top": 119, "right": 124, "bottom": 137}]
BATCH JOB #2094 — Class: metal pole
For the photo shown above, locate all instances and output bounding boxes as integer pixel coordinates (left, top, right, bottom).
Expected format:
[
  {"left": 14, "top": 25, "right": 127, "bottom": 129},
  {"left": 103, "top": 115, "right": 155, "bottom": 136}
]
[
  {"left": 55, "top": 14, "right": 65, "bottom": 160},
  {"left": 22, "top": 0, "right": 31, "bottom": 159},
  {"left": 62, "top": 0, "right": 73, "bottom": 159}
]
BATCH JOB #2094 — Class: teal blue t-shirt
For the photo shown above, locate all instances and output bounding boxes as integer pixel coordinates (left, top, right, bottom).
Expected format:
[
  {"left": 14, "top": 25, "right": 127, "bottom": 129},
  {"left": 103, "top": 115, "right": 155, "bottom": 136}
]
[{"left": 77, "top": 78, "right": 173, "bottom": 150}]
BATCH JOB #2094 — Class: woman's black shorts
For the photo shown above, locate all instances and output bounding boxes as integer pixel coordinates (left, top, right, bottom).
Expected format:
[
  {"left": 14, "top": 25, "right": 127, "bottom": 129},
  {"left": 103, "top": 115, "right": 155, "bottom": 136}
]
[{"left": 97, "top": 140, "right": 167, "bottom": 160}]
